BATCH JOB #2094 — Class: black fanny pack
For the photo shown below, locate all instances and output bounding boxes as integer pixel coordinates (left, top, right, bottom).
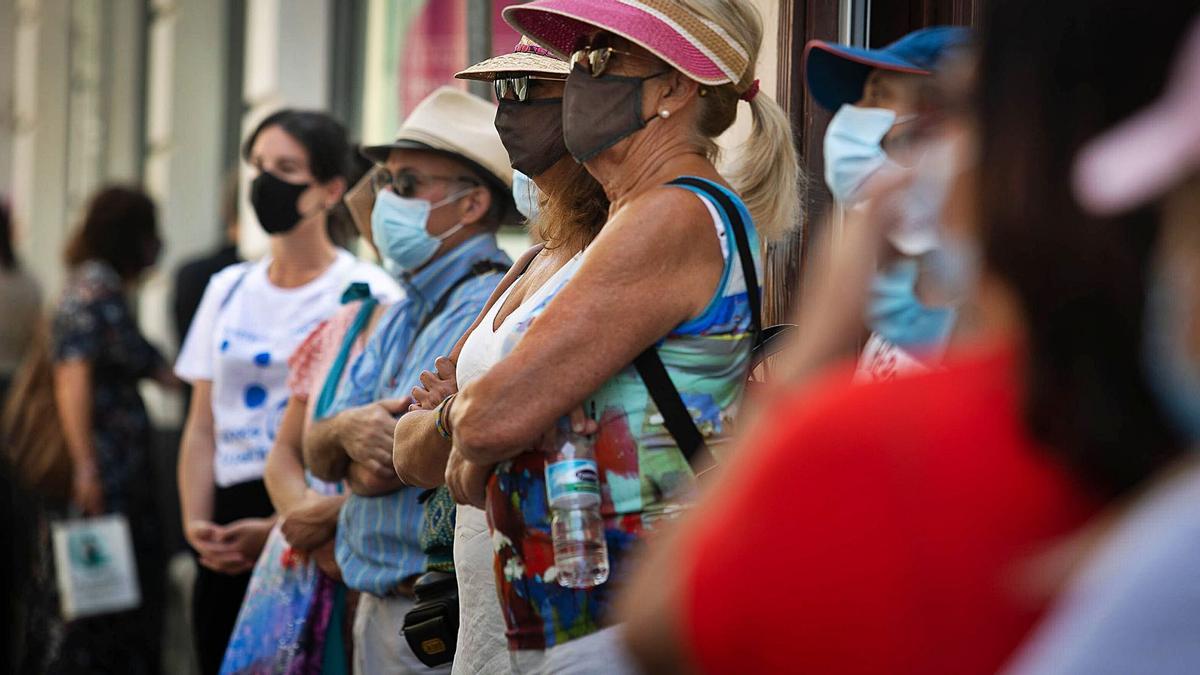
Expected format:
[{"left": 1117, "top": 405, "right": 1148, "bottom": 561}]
[
  {"left": 400, "top": 262, "right": 510, "bottom": 669},
  {"left": 401, "top": 571, "right": 459, "bottom": 667}
]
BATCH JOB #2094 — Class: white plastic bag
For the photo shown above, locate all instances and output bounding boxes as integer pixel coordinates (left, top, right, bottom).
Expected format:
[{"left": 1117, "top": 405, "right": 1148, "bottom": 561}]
[{"left": 51, "top": 514, "right": 141, "bottom": 620}]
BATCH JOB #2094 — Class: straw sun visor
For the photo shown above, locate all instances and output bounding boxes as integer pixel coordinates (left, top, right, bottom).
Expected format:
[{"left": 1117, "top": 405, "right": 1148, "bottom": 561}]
[{"left": 456, "top": 37, "right": 571, "bottom": 82}]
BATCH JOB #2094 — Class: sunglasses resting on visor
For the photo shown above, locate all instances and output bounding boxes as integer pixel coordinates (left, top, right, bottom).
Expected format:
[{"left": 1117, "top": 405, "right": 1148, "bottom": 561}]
[{"left": 571, "top": 46, "right": 663, "bottom": 78}]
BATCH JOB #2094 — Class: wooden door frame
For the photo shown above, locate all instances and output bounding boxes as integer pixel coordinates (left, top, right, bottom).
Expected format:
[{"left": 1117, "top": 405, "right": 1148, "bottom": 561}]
[
  {"left": 764, "top": 0, "right": 978, "bottom": 325},
  {"left": 763, "top": 0, "right": 839, "bottom": 324}
]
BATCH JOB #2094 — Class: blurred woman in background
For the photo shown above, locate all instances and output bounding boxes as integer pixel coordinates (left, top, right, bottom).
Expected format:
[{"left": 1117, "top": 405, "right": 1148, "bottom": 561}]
[
  {"left": 50, "top": 186, "right": 172, "bottom": 674},
  {"left": 620, "top": 0, "right": 1194, "bottom": 672},
  {"left": 0, "top": 200, "right": 41, "bottom": 407},
  {"left": 1007, "top": 14, "right": 1200, "bottom": 673},
  {"left": 217, "top": 166, "right": 389, "bottom": 675},
  {"left": 175, "top": 109, "right": 399, "bottom": 675}
]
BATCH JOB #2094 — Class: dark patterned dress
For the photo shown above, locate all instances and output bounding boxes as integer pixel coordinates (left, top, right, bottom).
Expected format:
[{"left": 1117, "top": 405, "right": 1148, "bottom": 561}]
[{"left": 46, "top": 260, "right": 166, "bottom": 674}]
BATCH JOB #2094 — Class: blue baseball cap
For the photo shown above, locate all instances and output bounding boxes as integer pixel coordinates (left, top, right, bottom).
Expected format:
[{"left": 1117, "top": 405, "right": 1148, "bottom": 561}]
[{"left": 804, "top": 26, "right": 972, "bottom": 111}]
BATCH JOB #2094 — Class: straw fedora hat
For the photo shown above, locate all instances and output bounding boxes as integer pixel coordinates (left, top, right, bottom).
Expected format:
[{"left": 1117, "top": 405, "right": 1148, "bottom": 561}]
[{"left": 361, "top": 87, "right": 517, "bottom": 221}]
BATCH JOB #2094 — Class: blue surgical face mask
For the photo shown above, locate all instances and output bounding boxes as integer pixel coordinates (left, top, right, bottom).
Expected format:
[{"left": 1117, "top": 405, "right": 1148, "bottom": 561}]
[
  {"left": 512, "top": 169, "right": 541, "bottom": 223},
  {"left": 1145, "top": 262, "right": 1200, "bottom": 440},
  {"left": 371, "top": 188, "right": 471, "bottom": 272},
  {"left": 824, "top": 104, "right": 914, "bottom": 204},
  {"left": 867, "top": 258, "right": 957, "bottom": 355}
]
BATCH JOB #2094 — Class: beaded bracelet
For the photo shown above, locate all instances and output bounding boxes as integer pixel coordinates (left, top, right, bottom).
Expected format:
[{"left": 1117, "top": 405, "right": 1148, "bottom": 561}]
[{"left": 434, "top": 393, "right": 457, "bottom": 440}]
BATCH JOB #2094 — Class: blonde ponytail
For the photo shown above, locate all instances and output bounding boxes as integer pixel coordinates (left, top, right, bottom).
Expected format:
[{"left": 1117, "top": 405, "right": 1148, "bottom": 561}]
[
  {"left": 678, "top": 0, "right": 804, "bottom": 241},
  {"left": 732, "top": 94, "right": 803, "bottom": 241}
]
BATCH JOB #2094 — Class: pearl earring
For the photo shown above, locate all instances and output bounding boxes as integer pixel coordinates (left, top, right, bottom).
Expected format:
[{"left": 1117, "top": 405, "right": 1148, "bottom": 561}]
[{"left": 659, "top": 109, "right": 671, "bottom": 119}]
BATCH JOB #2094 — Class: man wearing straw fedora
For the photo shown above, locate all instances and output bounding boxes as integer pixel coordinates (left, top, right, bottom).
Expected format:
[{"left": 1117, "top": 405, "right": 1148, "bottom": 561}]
[{"left": 304, "top": 87, "right": 516, "bottom": 674}]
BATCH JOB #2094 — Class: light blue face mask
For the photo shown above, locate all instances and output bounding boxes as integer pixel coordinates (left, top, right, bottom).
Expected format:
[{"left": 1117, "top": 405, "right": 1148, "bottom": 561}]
[
  {"left": 867, "top": 258, "right": 957, "bottom": 355},
  {"left": 371, "top": 188, "right": 471, "bottom": 272},
  {"left": 920, "top": 230, "right": 980, "bottom": 306},
  {"left": 512, "top": 169, "right": 541, "bottom": 223},
  {"left": 1144, "top": 263, "right": 1200, "bottom": 441},
  {"left": 824, "top": 104, "right": 914, "bottom": 204}
]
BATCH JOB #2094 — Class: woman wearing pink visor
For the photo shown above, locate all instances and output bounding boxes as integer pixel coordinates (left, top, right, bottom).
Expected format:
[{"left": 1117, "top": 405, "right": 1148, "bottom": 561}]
[{"left": 438, "top": 0, "right": 801, "bottom": 672}]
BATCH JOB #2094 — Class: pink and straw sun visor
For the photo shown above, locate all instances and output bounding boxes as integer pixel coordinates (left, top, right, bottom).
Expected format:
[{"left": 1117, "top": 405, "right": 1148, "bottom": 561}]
[{"left": 502, "top": 0, "right": 752, "bottom": 90}]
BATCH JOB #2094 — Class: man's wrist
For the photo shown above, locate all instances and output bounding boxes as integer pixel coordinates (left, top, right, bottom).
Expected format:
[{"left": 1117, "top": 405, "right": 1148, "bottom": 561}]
[{"left": 327, "top": 412, "right": 354, "bottom": 463}]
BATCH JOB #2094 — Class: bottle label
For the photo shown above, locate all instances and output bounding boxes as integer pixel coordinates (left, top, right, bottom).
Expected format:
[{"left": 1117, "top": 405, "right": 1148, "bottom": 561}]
[{"left": 545, "top": 459, "right": 600, "bottom": 507}]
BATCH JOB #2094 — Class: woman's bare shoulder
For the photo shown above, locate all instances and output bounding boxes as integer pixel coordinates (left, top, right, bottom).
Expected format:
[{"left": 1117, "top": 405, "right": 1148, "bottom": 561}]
[{"left": 588, "top": 182, "right": 731, "bottom": 270}]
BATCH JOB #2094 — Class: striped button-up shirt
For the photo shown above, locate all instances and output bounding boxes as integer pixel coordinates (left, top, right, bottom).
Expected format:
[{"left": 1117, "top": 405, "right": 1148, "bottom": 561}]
[{"left": 328, "top": 234, "right": 510, "bottom": 596}]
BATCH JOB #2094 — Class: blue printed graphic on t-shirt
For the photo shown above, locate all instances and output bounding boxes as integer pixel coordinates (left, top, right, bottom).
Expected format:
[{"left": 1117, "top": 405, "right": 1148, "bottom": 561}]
[{"left": 244, "top": 385, "right": 267, "bottom": 408}]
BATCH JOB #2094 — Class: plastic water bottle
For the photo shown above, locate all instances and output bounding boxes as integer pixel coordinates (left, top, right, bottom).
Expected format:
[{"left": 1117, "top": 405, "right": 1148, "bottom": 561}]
[{"left": 543, "top": 419, "right": 609, "bottom": 589}]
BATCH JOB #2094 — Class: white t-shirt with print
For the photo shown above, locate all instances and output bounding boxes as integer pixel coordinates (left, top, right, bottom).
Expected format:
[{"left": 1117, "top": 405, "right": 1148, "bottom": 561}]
[{"left": 175, "top": 250, "right": 401, "bottom": 487}]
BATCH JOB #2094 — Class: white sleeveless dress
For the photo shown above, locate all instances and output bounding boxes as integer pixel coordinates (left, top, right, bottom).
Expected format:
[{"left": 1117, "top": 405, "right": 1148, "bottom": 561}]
[{"left": 451, "top": 252, "right": 585, "bottom": 674}]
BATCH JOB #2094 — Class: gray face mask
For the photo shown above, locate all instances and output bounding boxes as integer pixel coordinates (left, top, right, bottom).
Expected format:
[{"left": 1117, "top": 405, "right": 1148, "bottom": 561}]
[{"left": 562, "top": 63, "right": 667, "bottom": 163}]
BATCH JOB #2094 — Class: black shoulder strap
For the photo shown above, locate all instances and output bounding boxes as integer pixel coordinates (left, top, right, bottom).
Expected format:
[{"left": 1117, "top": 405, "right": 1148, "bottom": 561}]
[
  {"left": 632, "top": 347, "right": 711, "bottom": 464},
  {"left": 669, "top": 177, "right": 762, "bottom": 349},
  {"left": 633, "top": 178, "right": 762, "bottom": 469},
  {"left": 417, "top": 260, "right": 510, "bottom": 334}
]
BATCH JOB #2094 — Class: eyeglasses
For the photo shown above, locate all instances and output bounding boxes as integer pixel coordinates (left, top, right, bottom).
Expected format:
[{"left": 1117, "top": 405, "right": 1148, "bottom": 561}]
[
  {"left": 371, "top": 168, "right": 479, "bottom": 198},
  {"left": 571, "top": 45, "right": 661, "bottom": 78},
  {"left": 493, "top": 75, "right": 560, "bottom": 102}
]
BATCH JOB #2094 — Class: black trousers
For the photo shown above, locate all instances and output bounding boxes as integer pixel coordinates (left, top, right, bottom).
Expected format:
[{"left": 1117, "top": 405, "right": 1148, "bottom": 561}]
[{"left": 191, "top": 479, "right": 273, "bottom": 675}]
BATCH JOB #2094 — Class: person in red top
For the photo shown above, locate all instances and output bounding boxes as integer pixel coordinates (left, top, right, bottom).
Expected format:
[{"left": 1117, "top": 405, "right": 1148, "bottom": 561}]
[
  {"left": 618, "top": 0, "right": 1194, "bottom": 672},
  {"left": 677, "top": 343, "right": 1095, "bottom": 674}
]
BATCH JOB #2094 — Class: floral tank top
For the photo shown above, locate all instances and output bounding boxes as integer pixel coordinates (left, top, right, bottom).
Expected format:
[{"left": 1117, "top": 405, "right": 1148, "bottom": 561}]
[{"left": 486, "top": 177, "right": 762, "bottom": 651}]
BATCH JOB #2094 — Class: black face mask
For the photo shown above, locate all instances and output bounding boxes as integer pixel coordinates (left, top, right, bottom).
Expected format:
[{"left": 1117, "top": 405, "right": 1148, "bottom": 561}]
[
  {"left": 250, "top": 170, "right": 310, "bottom": 235},
  {"left": 563, "top": 63, "right": 665, "bottom": 163},
  {"left": 495, "top": 98, "right": 569, "bottom": 178}
]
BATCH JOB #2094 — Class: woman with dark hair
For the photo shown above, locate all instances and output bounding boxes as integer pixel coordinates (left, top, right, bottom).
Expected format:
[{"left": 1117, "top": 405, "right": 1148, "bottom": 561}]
[
  {"left": 0, "top": 201, "right": 41, "bottom": 406},
  {"left": 49, "top": 185, "right": 172, "bottom": 673},
  {"left": 617, "top": 0, "right": 1194, "bottom": 672},
  {"left": 175, "top": 109, "right": 400, "bottom": 674},
  {"left": 1006, "top": 14, "right": 1200, "bottom": 673}
]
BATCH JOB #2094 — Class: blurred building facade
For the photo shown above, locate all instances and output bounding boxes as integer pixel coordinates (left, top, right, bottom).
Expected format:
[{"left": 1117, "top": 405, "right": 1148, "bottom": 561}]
[
  {"left": 0, "top": 0, "right": 529, "bottom": 426},
  {"left": 0, "top": 0, "right": 977, "bottom": 430}
]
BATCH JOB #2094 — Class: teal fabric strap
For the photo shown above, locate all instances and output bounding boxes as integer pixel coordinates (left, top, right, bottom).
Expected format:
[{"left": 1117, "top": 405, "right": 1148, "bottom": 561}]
[
  {"left": 313, "top": 284, "right": 378, "bottom": 420},
  {"left": 419, "top": 486, "right": 457, "bottom": 573},
  {"left": 340, "top": 281, "right": 372, "bottom": 304},
  {"left": 321, "top": 583, "right": 349, "bottom": 674}
]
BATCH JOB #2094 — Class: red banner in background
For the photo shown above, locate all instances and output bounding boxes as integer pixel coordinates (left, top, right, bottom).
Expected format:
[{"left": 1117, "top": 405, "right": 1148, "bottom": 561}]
[
  {"left": 399, "top": 0, "right": 466, "bottom": 117},
  {"left": 398, "top": 0, "right": 526, "bottom": 117},
  {"left": 492, "top": 0, "right": 524, "bottom": 58}
]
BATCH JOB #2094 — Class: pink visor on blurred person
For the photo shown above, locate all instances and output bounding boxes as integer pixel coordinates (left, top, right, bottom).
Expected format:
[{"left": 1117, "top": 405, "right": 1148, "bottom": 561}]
[
  {"left": 1073, "top": 15, "right": 1200, "bottom": 215},
  {"left": 502, "top": 0, "right": 755, "bottom": 92}
]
